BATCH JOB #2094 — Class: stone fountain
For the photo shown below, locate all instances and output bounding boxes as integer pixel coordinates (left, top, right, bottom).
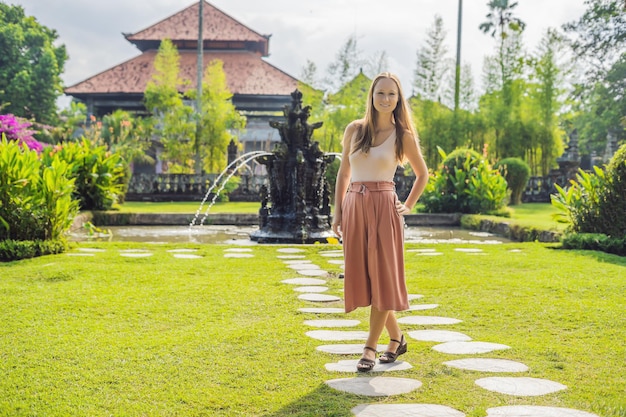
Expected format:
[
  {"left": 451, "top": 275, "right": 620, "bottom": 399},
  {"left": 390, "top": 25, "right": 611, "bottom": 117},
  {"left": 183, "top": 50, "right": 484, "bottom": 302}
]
[{"left": 250, "top": 90, "right": 336, "bottom": 244}]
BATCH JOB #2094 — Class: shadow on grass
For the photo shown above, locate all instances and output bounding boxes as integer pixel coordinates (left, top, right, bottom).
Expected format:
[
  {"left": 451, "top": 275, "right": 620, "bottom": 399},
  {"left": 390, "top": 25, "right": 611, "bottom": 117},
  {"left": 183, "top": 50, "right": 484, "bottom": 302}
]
[
  {"left": 551, "top": 245, "right": 626, "bottom": 267},
  {"left": 262, "top": 383, "right": 375, "bottom": 417}
]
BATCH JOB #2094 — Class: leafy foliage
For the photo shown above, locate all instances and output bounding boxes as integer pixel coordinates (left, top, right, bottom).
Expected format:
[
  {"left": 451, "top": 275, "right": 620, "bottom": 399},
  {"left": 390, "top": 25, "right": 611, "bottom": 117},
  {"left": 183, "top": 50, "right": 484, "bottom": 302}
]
[
  {"left": 192, "top": 59, "right": 246, "bottom": 174},
  {"left": 422, "top": 147, "right": 508, "bottom": 214},
  {"left": 0, "top": 238, "right": 67, "bottom": 262},
  {"left": 0, "top": 4, "right": 67, "bottom": 124},
  {"left": 0, "top": 136, "right": 78, "bottom": 242},
  {"left": 41, "top": 139, "right": 127, "bottom": 210},
  {"left": 560, "top": 233, "right": 626, "bottom": 256},
  {"left": 552, "top": 144, "right": 626, "bottom": 237},
  {"left": 495, "top": 157, "right": 530, "bottom": 205}
]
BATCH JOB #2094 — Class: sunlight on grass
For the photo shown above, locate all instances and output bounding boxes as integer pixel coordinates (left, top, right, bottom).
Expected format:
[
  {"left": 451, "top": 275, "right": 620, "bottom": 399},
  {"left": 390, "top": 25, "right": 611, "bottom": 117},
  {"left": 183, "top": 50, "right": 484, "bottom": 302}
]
[{"left": 0, "top": 242, "right": 624, "bottom": 416}]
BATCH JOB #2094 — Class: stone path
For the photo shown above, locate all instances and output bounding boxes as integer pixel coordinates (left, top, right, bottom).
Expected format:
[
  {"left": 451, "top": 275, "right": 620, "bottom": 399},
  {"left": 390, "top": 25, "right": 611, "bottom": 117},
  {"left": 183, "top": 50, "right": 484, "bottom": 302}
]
[
  {"left": 279, "top": 246, "right": 600, "bottom": 417},
  {"left": 69, "top": 244, "right": 599, "bottom": 417}
]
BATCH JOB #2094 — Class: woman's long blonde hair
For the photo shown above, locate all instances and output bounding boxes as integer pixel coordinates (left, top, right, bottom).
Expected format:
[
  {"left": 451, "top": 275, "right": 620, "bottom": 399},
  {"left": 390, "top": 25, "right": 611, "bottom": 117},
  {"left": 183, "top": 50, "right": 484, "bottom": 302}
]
[{"left": 352, "top": 72, "right": 417, "bottom": 163}]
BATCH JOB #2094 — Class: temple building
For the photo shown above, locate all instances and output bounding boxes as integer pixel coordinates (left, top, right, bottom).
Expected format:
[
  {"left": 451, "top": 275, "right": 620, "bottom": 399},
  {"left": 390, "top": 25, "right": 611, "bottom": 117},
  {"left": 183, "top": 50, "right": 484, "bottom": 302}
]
[{"left": 64, "top": 1, "right": 300, "bottom": 157}]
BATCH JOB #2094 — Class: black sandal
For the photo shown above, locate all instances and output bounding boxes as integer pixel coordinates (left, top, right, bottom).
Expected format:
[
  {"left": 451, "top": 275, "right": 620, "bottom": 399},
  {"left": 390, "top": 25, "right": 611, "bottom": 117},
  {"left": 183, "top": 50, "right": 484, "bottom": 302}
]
[
  {"left": 379, "top": 335, "right": 407, "bottom": 363},
  {"left": 356, "top": 346, "right": 377, "bottom": 372}
]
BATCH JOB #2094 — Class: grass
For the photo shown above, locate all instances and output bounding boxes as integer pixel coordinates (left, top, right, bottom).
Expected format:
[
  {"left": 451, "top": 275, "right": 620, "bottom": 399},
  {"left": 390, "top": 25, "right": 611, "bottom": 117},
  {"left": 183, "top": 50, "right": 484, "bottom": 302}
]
[
  {"left": 472, "top": 203, "right": 566, "bottom": 231},
  {"left": 1, "top": 241, "right": 624, "bottom": 416}
]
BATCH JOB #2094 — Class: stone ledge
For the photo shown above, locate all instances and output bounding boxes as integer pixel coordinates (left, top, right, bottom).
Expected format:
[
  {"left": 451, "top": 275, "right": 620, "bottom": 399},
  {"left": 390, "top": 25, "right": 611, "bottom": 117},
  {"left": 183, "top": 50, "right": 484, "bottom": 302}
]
[{"left": 81, "top": 212, "right": 463, "bottom": 227}]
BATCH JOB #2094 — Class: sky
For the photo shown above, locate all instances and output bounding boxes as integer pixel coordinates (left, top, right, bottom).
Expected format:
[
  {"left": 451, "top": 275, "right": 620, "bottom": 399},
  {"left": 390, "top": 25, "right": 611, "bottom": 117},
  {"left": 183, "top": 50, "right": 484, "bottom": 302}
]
[{"left": 10, "top": 0, "right": 588, "bottom": 107}]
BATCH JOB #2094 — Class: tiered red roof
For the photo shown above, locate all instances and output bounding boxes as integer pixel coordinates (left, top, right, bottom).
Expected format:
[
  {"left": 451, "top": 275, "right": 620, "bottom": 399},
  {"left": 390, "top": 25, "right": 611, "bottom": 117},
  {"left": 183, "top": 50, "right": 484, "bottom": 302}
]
[{"left": 65, "top": 1, "right": 297, "bottom": 97}]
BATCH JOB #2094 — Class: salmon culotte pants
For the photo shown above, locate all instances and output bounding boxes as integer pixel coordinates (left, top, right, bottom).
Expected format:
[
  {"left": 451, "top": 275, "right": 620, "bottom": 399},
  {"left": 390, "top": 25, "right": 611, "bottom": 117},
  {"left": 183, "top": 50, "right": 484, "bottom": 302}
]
[{"left": 341, "top": 181, "right": 409, "bottom": 313}]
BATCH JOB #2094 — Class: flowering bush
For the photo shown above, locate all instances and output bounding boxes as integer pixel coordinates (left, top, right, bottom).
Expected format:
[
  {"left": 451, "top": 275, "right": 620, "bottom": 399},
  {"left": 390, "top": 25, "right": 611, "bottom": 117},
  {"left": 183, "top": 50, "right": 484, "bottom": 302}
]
[{"left": 0, "top": 114, "right": 46, "bottom": 152}]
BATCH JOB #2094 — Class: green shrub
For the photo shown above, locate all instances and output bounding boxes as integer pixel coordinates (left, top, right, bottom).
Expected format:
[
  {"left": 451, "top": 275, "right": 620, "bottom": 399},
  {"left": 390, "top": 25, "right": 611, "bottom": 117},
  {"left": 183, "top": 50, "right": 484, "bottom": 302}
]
[
  {"left": 0, "top": 239, "right": 67, "bottom": 262},
  {"left": 42, "top": 139, "right": 128, "bottom": 210},
  {"left": 0, "top": 137, "right": 79, "bottom": 241},
  {"left": 598, "top": 144, "right": 626, "bottom": 237},
  {"left": 560, "top": 233, "right": 626, "bottom": 257},
  {"left": 552, "top": 144, "right": 626, "bottom": 238},
  {"left": 421, "top": 147, "right": 508, "bottom": 214},
  {"left": 495, "top": 157, "right": 530, "bottom": 205}
]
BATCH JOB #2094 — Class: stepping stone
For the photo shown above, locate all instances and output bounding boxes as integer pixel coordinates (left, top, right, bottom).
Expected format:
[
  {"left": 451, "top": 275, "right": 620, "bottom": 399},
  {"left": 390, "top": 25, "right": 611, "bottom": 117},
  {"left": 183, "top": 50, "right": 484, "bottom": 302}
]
[
  {"left": 299, "top": 307, "right": 344, "bottom": 314},
  {"left": 444, "top": 358, "right": 529, "bottom": 372},
  {"left": 408, "top": 330, "right": 472, "bottom": 343},
  {"left": 297, "top": 269, "right": 328, "bottom": 276},
  {"left": 288, "top": 264, "right": 321, "bottom": 270},
  {"left": 306, "top": 330, "right": 369, "bottom": 341},
  {"left": 67, "top": 253, "right": 95, "bottom": 257},
  {"left": 77, "top": 248, "right": 105, "bottom": 252},
  {"left": 352, "top": 403, "right": 465, "bottom": 417},
  {"left": 507, "top": 249, "right": 523, "bottom": 253},
  {"left": 486, "top": 406, "right": 600, "bottom": 417},
  {"left": 119, "top": 249, "right": 150, "bottom": 253},
  {"left": 223, "top": 248, "right": 253, "bottom": 252},
  {"left": 167, "top": 248, "right": 198, "bottom": 253},
  {"left": 277, "top": 248, "right": 305, "bottom": 253},
  {"left": 298, "top": 293, "right": 340, "bottom": 302},
  {"left": 316, "top": 344, "right": 384, "bottom": 355},
  {"left": 282, "top": 278, "right": 326, "bottom": 285},
  {"left": 224, "top": 253, "right": 253, "bottom": 258},
  {"left": 408, "top": 294, "right": 424, "bottom": 301},
  {"left": 325, "top": 359, "right": 412, "bottom": 373},
  {"left": 120, "top": 252, "right": 153, "bottom": 258},
  {"left": 416, "top": 252, "right": 443, "bottom": 256},
  {"left": 293, "top": 286, "right": 328, "bottom": 293},
  {"left": 283, "top": 259, "right": 312, "bottom": 264},
  {"left": 407, "top": 248, "right": 438, "bottom": 253},
  {"left": 173, "top": 254, "right": 203, "bottom": 259},
  {"left": 433, "top": 341, "right": 510, "bottom": 354},
  {"left": 408, "top": 304, "right": 439, "bottom": 311},
  {"left": 398, "top": 316, "right": 462, "bottom": 325},
  {"left": 454, "top": 248, "right": 483, "bottom": 253},
  {"left": 327, "top": 260, "right": 345, "bottom": 265},
  {"left": 304, "top": 319, "right": 359, "bottom": 328},
  {"left": 320, "top": 252, "right": 344, "bottom": 257},
  {"left": 476, "top": 377, "right": 567, "bottom": 396},
  {"left": 325, "top": 376, "right": 422, "bottom": 397},
  {"left": 277, "top": 255, "right": 306, "bottom": 259}
]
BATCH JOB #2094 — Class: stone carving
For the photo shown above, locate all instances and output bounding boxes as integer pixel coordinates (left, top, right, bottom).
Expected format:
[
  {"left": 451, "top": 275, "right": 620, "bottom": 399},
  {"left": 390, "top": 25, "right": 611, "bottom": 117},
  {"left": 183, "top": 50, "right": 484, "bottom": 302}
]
[{"left": 250, "top": 90, "right": 335, "bottom": 243}]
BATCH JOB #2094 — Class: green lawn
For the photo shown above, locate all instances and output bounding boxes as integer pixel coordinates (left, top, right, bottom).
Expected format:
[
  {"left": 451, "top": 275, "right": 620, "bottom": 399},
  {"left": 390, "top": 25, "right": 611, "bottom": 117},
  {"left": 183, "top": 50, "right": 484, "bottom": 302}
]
[
  {"left": 1, "top": 242, "right": 624, "bottom": 416},
  {"left": 468, "top": 203, "right": 566, "bottom": 231}
]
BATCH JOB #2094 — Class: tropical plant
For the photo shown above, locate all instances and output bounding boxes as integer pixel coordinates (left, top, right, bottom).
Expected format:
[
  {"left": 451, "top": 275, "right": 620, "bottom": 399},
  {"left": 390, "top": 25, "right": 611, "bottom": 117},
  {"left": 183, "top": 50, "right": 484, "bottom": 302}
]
[
  {"left": 42, "top": 139, "right": 127, "bottom": 210},
  {"left": 421, "top": 147, "right": 507, "bottom": 214},
  {"left": 0, "top": 136, "right": 78, "bottom": 242},
  {"left": 551, "top": 144, "right": 626, "bottom": 237}
]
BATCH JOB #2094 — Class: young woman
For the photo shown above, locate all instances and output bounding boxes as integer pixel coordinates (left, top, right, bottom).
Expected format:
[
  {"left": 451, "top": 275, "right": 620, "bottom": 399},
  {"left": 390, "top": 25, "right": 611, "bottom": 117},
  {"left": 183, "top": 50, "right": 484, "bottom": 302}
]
[{"left": 332, "top": 72, "right": 429, "bottom": 372}]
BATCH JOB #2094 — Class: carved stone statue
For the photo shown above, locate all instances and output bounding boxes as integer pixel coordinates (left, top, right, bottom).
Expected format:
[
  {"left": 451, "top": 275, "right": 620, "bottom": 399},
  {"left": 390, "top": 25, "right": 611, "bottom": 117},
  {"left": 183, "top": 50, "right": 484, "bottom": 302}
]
[{"left": 250, "top": 90, "right": 335, "bottom": 243}]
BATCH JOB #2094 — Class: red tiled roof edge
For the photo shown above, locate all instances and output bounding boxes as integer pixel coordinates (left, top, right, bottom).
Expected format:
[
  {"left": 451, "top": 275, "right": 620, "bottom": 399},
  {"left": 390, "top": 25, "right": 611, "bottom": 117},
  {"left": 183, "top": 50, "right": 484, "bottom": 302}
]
[
  {"left": 64, "top": 50, "right": 299, "bottom": 96},
  {"left": 124, "top": 1, "right": 269, "bottom": 44}
]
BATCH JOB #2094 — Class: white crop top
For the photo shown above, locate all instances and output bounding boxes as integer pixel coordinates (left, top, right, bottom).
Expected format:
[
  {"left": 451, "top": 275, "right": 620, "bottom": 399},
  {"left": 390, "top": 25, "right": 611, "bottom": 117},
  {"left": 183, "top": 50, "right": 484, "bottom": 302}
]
[{"left": 349, "top": 131, "right": 399, "bottom": 182}]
